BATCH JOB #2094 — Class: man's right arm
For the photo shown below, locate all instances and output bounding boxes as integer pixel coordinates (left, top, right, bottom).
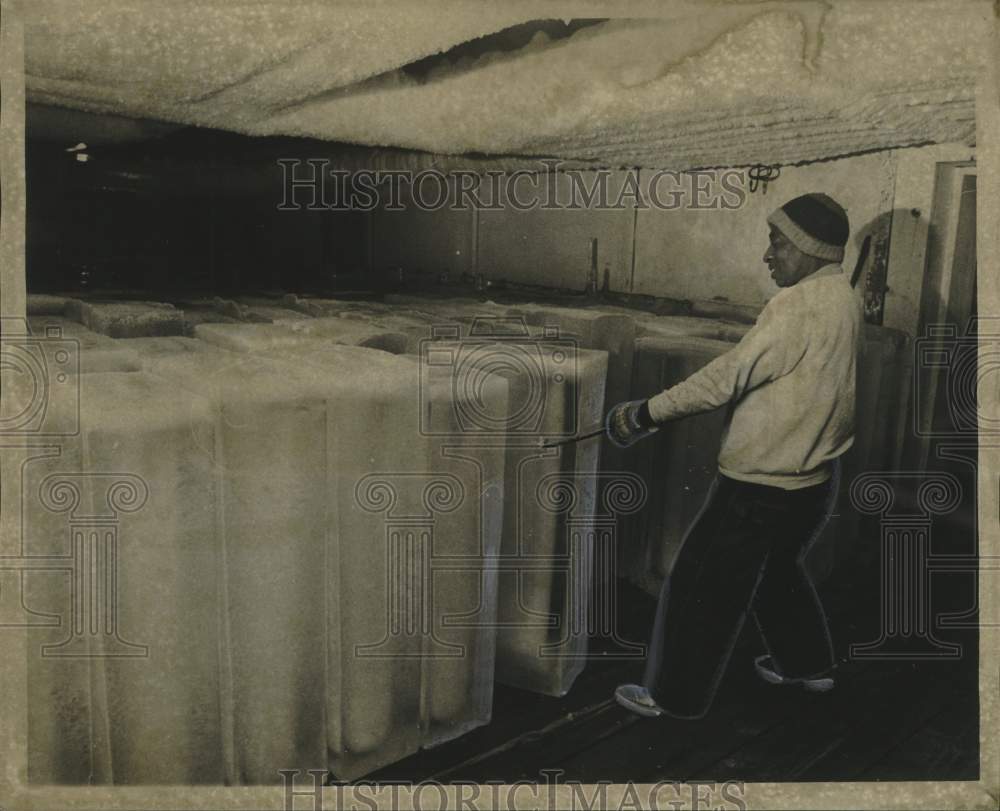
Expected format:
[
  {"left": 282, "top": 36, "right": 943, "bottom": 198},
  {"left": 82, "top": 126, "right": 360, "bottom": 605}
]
[{"left": 646, "top": 296, "right": 803, "bottom": 424}]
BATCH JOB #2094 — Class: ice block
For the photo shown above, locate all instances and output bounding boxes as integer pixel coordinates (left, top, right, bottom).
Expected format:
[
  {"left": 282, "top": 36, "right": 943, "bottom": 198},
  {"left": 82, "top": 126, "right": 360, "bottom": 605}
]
[
  {"left": 136, "top": 335, "right": 507, "bottom": 782},
  {"left": 334, "top": 310, "right": 443, "bottom": 354},
  {"left": 25, "top": 372, "right": 223, "bottom": 784},
  {"left": 689, "top": 299, "right": 761, "bottom": 324},
  {"left": 64, "top": 299, "right": 185, "bottom": 338},
  {"left": 283, "top": 296, "right": 397, "bottom": 319},
  {"left": 140, "top": 347, "right": 332, "bottom": 783},
  {"left": 268, "top": 316, "right": 411, "bottom": 355},
  {"left": 260, "top": 342, "right": 508, "bottom": 778},
  {"left": 511, "top": 304, "right": 635, "bottom": 411},
  {"left": 235, "top": 298, "right": 313, "bottom": 321},
  {"left": 171, "top": 299, "right": 245, "bottom": 335},
  {"left": 501, "top": 304, "right": 638, "bottom": 661},
  {"left": 194, "top": 319, "right": 410, "bottom": 356},
  {"left": 390, "top": 298, "right": 610, "bottom": 695},
  {"left": 22, "top": 383, "right": 91, "bottom": 785},
  {"left": 622, "top": 335, "right": 733, "bottom": 593},
  {"left": 493, "top": 346, "right": 608, "bottom": 695},
  {"left": 27, "top": 315, "right": 143, "bottom": 373},
  {"left": 26, "top": 293, "right": 70, "bottom": 314}
]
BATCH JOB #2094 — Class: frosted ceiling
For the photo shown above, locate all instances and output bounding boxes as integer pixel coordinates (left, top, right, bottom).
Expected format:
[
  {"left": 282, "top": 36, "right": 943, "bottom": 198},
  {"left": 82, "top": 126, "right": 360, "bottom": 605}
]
[{"left": 23, "top": 0, "right": 986, "bottom": 169}]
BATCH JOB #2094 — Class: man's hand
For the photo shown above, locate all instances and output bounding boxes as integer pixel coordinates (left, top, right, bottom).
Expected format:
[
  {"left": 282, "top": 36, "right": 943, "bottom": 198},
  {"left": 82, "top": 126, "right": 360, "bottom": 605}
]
[{"left": 605, "top": 399, "right": 658, "bottom": 448}]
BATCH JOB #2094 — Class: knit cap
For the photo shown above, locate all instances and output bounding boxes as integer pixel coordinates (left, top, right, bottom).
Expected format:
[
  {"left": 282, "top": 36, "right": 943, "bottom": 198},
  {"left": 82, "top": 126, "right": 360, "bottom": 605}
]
[{"left": 767, "top": 193, "right": 849, "bottom": 262}]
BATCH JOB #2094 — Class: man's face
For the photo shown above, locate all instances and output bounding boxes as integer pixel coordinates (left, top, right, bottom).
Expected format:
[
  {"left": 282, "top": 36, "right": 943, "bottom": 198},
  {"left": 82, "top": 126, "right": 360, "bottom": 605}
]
[{"left": 763, "top": 226, "right": 811, "bottom": 288}]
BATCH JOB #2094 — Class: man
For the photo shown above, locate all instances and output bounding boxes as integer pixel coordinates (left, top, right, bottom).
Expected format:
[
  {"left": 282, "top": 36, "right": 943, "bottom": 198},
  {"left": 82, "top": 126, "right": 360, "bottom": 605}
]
[{"left": 607, "top": 192, "right": 862, "bottom": 719}]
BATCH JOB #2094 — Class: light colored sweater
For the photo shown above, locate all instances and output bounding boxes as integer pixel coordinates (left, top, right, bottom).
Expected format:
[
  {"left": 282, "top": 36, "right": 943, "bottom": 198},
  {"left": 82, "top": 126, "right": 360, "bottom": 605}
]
[{"left": 647, "top": 264, "right": 862, "bottom": 489}]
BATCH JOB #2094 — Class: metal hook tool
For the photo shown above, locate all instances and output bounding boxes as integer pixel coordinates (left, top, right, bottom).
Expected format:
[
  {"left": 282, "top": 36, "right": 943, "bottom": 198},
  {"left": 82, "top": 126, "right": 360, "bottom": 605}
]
[{"left": 538, "top": 427, "right": 605, "bottom": 449}]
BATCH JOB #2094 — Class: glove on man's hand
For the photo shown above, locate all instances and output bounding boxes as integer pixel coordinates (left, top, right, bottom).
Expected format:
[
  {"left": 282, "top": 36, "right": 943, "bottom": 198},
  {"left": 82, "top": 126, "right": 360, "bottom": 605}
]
[{"left": 605, "top": 399, "right": 658, "bottom": 448}]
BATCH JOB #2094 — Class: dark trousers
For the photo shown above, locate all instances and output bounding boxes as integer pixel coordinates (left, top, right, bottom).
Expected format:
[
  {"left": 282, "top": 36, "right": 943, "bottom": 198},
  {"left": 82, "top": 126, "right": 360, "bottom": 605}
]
[{"left": 642, "top": 462, "right": 839, "bottom": 719}]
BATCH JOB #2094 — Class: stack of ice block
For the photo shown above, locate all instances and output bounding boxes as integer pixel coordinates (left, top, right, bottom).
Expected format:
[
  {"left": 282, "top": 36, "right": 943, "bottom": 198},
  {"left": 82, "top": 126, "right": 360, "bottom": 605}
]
[
  {"left": 63, "top": 299, "right": 186, "bottom": 338},
  {"left": 489, "top": 345, "right": 608, "bottom": 696},
  {"left": 375, "top": 295, "right": 612, "bottom": 695},
  {"left": 24, "top": 327, "right": 509, "bottom": 784},
  {"left": 257, "top": 339, "right": 508, "bottom": 778},
  {"left": 25, "top": 371, "right": 223, "bottom": 784},
  {"left": 145, "top": 335, "right": 506, "bottom": 782},
  {"left": 21, "top": 287, "right": 911, "bottom": 785},
  {"left": 26, "top": 314, "right": 143, "bottom": 373},
  {"left": 192, "top": 319, "right": 409, "bottom": 355}
]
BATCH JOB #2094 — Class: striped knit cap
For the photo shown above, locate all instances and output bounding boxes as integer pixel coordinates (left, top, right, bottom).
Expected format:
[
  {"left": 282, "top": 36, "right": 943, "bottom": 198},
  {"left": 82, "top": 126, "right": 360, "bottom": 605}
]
[{"left": 767, "top": 193, "right": 849, "bottom": 263}]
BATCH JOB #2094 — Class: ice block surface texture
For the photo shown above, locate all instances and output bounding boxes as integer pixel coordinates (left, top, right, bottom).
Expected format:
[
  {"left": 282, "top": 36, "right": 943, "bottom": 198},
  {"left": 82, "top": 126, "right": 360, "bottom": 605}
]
[
  {"left": 492, "top": 345, "right": 608, "bottom": 696},
  {"left": 64, "top": 299, "right": 186, "bottom": 338},
  {"left": 260, "top": 342, "right": 508, "bottom": 779},
  {"left": 24, "top": 335, "right": 507, "bottom": 784},
  {"left": 27, "top": 315, "right": 143, "bottom": 373},
  {"left": 395, "top": 296, "right": 611, "bottom": 695},
  {"left": 193, "top": 319, "right": 408, "bottom": 355},
  {"left": 25, "top": 372, "right": 222, "bottom": 784}
]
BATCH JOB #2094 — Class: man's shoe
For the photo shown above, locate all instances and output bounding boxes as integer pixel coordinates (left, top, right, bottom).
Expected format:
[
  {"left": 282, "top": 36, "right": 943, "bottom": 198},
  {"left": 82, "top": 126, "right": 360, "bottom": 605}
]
[
  {"left": 614, "top": 684, "right": 664, "bottom": 717},
  {"left": 754, "top": 655, "right": 834, "bottom": 693}
]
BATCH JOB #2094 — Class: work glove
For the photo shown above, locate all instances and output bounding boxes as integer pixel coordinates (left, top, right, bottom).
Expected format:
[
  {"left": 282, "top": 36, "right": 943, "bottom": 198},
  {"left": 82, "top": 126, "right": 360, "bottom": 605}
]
[{"left": 605, "top": 399, "right": 658, "bottom": 448}]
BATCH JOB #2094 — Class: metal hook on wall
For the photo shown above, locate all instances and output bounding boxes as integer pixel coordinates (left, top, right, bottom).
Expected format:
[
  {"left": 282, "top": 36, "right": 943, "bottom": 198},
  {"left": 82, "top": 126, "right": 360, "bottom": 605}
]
[{"left": 747, "top": 164, "right": 781, "bottom": 194}]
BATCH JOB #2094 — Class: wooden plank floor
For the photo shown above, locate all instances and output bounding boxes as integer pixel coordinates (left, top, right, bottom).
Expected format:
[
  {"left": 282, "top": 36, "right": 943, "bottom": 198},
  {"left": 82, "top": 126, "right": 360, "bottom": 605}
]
[{"left": 356, "top": 571, "right": 979, "bottom": 785}]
